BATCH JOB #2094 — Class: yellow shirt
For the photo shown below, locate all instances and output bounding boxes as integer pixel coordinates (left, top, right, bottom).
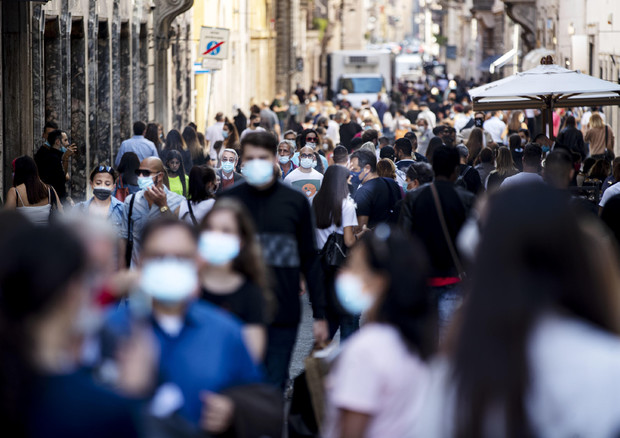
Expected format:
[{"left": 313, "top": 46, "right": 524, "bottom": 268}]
[{"left": 168, "top": 175, "right": 189, "bottom": 197}]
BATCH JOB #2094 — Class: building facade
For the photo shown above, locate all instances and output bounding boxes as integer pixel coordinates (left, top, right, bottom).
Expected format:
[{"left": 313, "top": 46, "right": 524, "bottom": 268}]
[{"left": 0, "top": 0, "right": 195, "bottom": 202}]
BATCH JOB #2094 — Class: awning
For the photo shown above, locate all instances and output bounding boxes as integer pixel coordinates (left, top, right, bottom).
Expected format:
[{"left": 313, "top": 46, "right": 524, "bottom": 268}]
[
  {"left": 478, "top": 55, "right": 501, "bottom": 72},
  {"left": 490, "top": 48, "right": 518, "bottom": 74}
]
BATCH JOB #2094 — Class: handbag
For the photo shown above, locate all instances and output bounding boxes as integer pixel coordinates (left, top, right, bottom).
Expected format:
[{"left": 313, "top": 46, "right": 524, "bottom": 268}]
[
  {"left": 115, "top": 178, "right": 130, "bottom": 202},
  {"left": 320, "top": 232, "right": 347, "bottom": 267}
]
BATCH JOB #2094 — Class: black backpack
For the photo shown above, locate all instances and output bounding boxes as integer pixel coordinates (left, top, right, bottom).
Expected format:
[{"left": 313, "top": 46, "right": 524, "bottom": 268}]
[{"left": 455, "top": 166, "right": 472, "bottom": 190}]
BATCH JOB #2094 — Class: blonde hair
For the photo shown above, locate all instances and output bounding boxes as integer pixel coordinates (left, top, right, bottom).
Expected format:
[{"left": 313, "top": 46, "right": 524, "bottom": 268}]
[
  {"left": 377, "top": 158, "right": 397, "bottom": 180},
  {"left": 589, "top": 113, "right": 605, "bottom": 129}
]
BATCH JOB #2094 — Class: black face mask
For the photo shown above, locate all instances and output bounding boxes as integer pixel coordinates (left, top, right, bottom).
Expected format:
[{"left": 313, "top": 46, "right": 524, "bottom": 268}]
[
  {"left": 474, "top": 118, "right": 484, "bottom": 128},
  {"left": 93, "top": 187, "right": 112, "bottom": 201}
]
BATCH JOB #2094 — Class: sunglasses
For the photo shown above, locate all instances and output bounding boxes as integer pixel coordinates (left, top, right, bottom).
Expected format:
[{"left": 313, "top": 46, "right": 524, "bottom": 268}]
[
  {"left": 305, "top": 137, "right": 317, "bottom": 143},
  {"left": 135, "top": 169, "right": 158, "bottom": 176},
  {"left": 96, "top": 165, "right": 113, "bottom": 173}
]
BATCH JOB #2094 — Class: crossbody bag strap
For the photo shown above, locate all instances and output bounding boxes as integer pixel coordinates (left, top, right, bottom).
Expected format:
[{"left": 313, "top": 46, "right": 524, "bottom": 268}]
[
  {"left": 125, "top": 194, "right": 136, "bottom": 267},
  {"left": 430, "top": 183, "right": 466, "bottom": 279},
  {"left": 605, "top": 125, "right": 609, "bottom": 149},
  {"left": 186, "top": 199, "right": 198, "bottom": 226}
]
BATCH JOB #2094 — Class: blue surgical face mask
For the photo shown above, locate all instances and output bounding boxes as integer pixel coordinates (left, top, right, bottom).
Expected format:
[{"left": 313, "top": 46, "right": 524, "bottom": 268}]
[
  {"left": 242, "top": 159, "right": 274, "bottom": 186},
  {"left": 300, "top": 157, "right": 314, "bottom": 169},
  {"left": 221, "top": 161, "right": 235, "bottom": 173},
  {"left": 60, "top": 146, "right": 67, "bottom": 153},
  {"left": 350, "top": 170, "right": 362, "bottom": 186},
  {"left": 138, "top": 176, "right": 156, "bottom": 191},
  {"left": 199, "top": 231, "right": 241, "bottom": 266},
  {"left": 222, "top": 130, "right": 229, "bottom": 139},
  {"left": 140, "top": 258, "right": 198, "bottom": 305},
  {"left": 335, "top": 273, "right": 374, "bottom": 315},
  {"left": 542, "top": 145, "right": 550, "bottom": 154}
]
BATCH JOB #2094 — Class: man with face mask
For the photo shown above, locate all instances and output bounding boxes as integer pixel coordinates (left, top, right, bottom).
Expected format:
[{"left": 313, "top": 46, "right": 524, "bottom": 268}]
[
  {"left": 34, "top": 128, "right": 77, "bottom": 203},
  {"left": 483, "top": 110, "right": 507, "bottom": 144},
  {"left": 283, "top": 146, "right": 324, "bottom": 202},
  {"left": 216, "top": 148, "right": 245, "bottom": 193},
  {"left": 121, "top": 157, "right": 185, "bottom": 268},
  {"left": 220, "top": 132, "right": 328, "bottom": 390},
  {"left": 103, "top": 218, "right": 261, "bottom": 434},
  {"left": 240, "top": 114, "right": 266, "bottom": 140},
  {"left": 277, "top": 140, "right": 297, "bottom": 179}
]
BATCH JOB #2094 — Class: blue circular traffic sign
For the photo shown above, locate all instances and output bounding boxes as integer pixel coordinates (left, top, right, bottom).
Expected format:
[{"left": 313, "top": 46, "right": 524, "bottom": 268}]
[{"left": 206, "top": 40, "right": 221, "bottom": 56}]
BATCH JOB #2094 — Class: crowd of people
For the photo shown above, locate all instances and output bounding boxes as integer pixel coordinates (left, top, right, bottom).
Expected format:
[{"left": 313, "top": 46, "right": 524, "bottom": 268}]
[{"left": 3, "top": 76, "right": 620, "bottom": 438}]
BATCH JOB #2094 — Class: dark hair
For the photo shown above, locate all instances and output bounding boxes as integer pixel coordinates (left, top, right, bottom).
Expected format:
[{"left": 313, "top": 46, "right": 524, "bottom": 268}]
[
  {"left": 187, "top": 165, "right": 216, "bottom": 202},
  {"left": 165, "top": 149, "right": 188, "bottom": 197},
  {"left": 543, "top": 149, "right": 573, "bottom": 188},
  {"left": 47, "top": 130, "right": 64, "bottom": 148},
  {"left": 601, "top": 194, "right": 620, "bottom": 248},
  {"left": 394, "top": 138, "right": 413, "bottom": 156},
  {"left": 426, "top": 137, "right": 444, "bottom": 164},
  {"left": 333, "top": 145, "right": 349, "bottom": 164},
  {"left": 403, "top": 131, "right": 418, "bottom": 148},
  {"left": 313, "top": 165, "right": 351, "bottom": 229},
  {"left": 451, "top": 184, "right": 620, "bottom": 437},
  {"left": 164, "top": 129, "right": 187, "bottom": 152},
  {"left": 13, "top": 156, "right": 48, "bottom": 205},
  {"left": 89, "top": 165, "right": 117, "bottom": 183},
  {"left": 361, "top": 129, "right": 379, "bottom": 144},
  {"left": 0, "top": 224, "right": 87, "bottom": 434},
  {"left": 241, "top": 131, "right": 278, "bottom": 156},
  {"left": 357, "top": 227, "right": 435, "bottom": 357},
  {"left": 411, "top": 162, "right": 434, "bottom": 184},
  {"left": 44, "top": 121, "right": 58, "bottom": 131},
  {"left": 182, "top": 126, "right": 203, "bottom": 162},
  {"left": 466, "top": 128, "right": 484, "bottom": 165},
  {"left": 565, "top": 115, "right": 576, "bottom": 127},
  {"left": 518, "top": 128, "right": 530, "bottom": 139},
  {"left": 351, "top": 149, "right": 377, "bottom": 173},
  {"left": 613, "top": 159, "right": 620, "bottom": 182},
  {"left": 433, "top": 126, "right": 447, "bottom": 136},
  {"left": 298, "top": 128, "right": 320, "bottom": 150},
  {"left": 432, "top": 146, "right": 460, "bottom": 179},
  {"left": 313, "top": 152, "right": 325, "bottom": 174},
  {"left": 523, "top": 143, "right": 542, "bottom": 168},
  {"left": 133, "top": 121, "right": 146, "bottom": 136},
  {"left": 508, "top": 134, "right": 522, "bottom": 152},
  {"left": 478, "top": 147, "right": 493, "bottom": 164},
  {"left": 588, "top": 159, "right": 610, "bottom": 181},
  {"left": 201, "top": 199, "right": 271, "bottom": 305},
  {"left": 379, "top": 145, "right": 395, "bottom": 161},
  {"left": 405, "top": 164, "right": 418, "bottom": 181},
  {"left": 141, "top": 217, "right": 198, "bottom": 251},
  {"left": 582, "top": 157, "right": 597, "bottom": 175},
  {"left": 117, "top": 151, "right": 140, "bottom": 186},
  {"left": 145, "top": 123, "right": 162, "bottom": 151},
  {"left": 533, "top": 133, "right": 548, "bottom": 143},
  {"left": 223, "top": 118, "right": 239, "bottom": 148},
  {"left": 349, "top": 137, "right": 364, "bottom": 153}
]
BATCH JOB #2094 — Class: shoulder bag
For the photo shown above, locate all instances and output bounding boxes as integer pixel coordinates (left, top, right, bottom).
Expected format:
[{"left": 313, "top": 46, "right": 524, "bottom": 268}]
[
  {"left": 430, "top": 183, "right": 466, "bottom": 280},
  {"left": 320, "top": 232, "right": 347, "bottom": 267},
  {"left": 125, "top": 194, "right": 136, "bottom": 268}
]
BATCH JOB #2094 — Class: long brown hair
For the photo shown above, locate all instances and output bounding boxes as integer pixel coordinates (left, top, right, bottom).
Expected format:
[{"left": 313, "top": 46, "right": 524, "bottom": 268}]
[
  {"left": 13, "top": 156, "right": 48, "bottom": 204},
  {"left": 223, "top": 118, "right": 239, "bottom": 149},
  {"left": 465, "top": 128, "right": 483, "bottom": 165},
  {"left": 182, "top": 126, "right": 203, "bottom": 161},
  {"left": 200, "top": 199, "right": 275, "bottom": 321}
]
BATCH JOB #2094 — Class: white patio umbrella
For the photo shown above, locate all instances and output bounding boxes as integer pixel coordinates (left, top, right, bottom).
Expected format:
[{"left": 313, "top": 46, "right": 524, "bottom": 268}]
[{"left": 468, "top": 56, "right": 620, "bottom": 139}]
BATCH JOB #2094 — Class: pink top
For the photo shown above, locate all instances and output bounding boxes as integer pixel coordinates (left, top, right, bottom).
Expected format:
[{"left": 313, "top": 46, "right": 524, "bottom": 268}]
[{"left": 324, "top": 323, "right": 429, "bottom": 438}]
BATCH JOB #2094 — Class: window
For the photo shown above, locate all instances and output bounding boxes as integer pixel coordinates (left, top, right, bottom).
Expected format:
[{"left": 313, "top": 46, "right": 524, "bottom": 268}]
[{"left": 338, "top": 77, "right": 384, "bottom": 93}]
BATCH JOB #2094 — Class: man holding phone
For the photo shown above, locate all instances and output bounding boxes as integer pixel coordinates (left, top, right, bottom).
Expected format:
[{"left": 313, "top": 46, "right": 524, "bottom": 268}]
[
  {"left": 34, "top": 129, "right": 77, "bottom": 203},
  {"left": 120, "top": 157, "right": 185, "bottom": 268}
]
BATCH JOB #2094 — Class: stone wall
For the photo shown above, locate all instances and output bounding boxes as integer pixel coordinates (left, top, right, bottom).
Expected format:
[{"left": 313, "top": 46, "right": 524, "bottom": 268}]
[{"left": 0, "top": 0, "right": 194, "bottom": 202}]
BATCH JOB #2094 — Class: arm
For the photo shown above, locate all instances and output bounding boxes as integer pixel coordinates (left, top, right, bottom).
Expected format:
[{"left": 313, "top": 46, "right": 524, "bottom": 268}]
[
  {"left": 51, "top": 187, "right": 63, "bottom": 212},
  {"left": 4, "top": 188, "right": 16, "bottom": 209},
  {"left": 242, "top": 324, "right": 267, "bottom": 363},
  {"left": 398, "top": 194, "right": 415, "bottom": 234},
  {"left": 354, "top": 216, "right": 369, "bottom": 235},
  {"left": 343, "top": 226, "right": 356, "bottom": 248},
  {"left": 115, "top": 145, "right": 124, "bottom": 168},
  {"left": 337, "top": 409, "right": 372, "bottom": 438}
]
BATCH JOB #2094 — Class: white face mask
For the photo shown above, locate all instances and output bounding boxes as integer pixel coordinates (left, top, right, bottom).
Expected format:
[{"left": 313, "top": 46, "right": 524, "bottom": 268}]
[
  {"left": 300, "top": 157, "right": 314, "bottom": 169},
  {"left": 242, "top": 159, "right": 274, "bottom": 186},
  {"left": 335, "top": 272, "right": 374, "bottom": 315},
  {"left": 198, "top": 231, "right": 240, "bottom": 266},
  {"left": 279, "top": 155, "right": 291, "bottom": 165},
  {"left": 305, "top": 142, "right": 317, "bottom": 151},
  {"left": 140, "top": 258, "right": 198, "bottom": 305}
]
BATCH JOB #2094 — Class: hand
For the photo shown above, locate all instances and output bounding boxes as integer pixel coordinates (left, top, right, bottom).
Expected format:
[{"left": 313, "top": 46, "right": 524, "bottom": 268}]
[
  {"left": 63, "top": 143, "right": 77, "bottom": 158},
  {"left": 313, "top": 319, "right": 328, "bottom": 345},
  {"left": 147, "top": 185, "right": 168, "bottom": 208},
  {"left": 116, "top": 327, "right": 157, "bottom": 396},
  {"left": 200, "top": 392, "right": 235, "bottom": 434}
]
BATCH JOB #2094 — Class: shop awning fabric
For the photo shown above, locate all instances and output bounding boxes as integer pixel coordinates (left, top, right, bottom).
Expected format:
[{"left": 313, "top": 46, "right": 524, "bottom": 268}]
[{"left": 469, "top": 57, "right": 620, "bottom": 138}]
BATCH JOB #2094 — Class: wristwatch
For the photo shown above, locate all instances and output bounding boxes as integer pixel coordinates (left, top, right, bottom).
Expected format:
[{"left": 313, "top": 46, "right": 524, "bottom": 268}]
[{"left": 159, "top": 206, "right": 169, "bottom": 214}]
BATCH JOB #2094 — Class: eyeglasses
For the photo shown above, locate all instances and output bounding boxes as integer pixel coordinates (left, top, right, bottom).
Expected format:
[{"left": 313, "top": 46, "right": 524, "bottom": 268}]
[
  {"left": 300, "top": 154, "right": 315, "bottom": 159},
  {"left": 305, "top": 137, "right": 317, "bottom": 143},
  {"left": 135, "top": 169, "right": 157, "bottom": 176},
  {"left": 97, "top": 165, "right": 113, "bottom": 173}
]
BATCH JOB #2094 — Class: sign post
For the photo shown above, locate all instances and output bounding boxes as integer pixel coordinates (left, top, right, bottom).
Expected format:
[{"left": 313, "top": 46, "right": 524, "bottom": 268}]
[{"left": 198, "top": 27, "right": 229, "bottom": 138}]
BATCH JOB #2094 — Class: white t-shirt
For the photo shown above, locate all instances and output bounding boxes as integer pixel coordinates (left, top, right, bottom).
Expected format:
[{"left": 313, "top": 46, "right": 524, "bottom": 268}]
[
  {"left": 324, "top": 323, "right": 430, "bottom": 438},
  {"left": 483, "top": 116, "right": 506, "bottom": 143},
  {"left": 239, "top": 126, "right": 266, "bottom": 140},
  {"left": 283, "top": 168, "right": 323, "bottom": 202},
  {"left": 500, "top": 171, "right": 544, "bottom": 189},
  {"left": 599, "top": 181, "right": 620, "bottom": 208},
  {"left": 327, "top": 119, "right": 341, "bottom": 144},
  {"left": 178, "top": 199, "right": 216, "bottom": 225},
  {"left": 415, "top": 313, "right": 620, "bottom": 437},
  {"left": 315, "top": 197, "right": 358, "bottom": 249}
]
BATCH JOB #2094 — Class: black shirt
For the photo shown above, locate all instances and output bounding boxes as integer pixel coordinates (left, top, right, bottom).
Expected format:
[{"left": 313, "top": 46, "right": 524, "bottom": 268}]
[
  {"left": 354, "top": 177, "right": 402, "bottom": 228},
  {"left": 220, "top": 181, "right": 325, "bottom": 326},
  {"left": 458, "top": 164, "right": 483, "bottom": 195},
  {"left": 399, "top": 181, "right": 467, "bottom": 278},
  {"left": 34, "top": 145, "right": 66, "bottom": 199},
  {"left": 339, "top": 122, "right": 362, "bottom": 149},
  {"left": 202, "top": 280, "right": 265, "bottom": 324}
]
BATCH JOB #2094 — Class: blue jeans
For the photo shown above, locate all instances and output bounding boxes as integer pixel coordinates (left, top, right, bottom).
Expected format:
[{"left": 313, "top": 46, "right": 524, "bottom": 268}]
[
  {"left": 430, "top": 283, "right": 463, "bottom": 341},
  {"left": 264, "top": 326, "right": 298, "bottom": 390}
]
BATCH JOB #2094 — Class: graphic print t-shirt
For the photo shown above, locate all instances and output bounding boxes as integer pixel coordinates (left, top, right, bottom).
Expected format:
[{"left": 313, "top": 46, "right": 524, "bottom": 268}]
[{"left": 283, "top": 168, "right": 324, "bottom": 202}]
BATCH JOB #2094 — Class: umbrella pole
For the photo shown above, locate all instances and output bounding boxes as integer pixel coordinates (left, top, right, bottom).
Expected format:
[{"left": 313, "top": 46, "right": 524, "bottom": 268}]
[{"left": 542, "top": 108, "right": 548, "bottom": 138}]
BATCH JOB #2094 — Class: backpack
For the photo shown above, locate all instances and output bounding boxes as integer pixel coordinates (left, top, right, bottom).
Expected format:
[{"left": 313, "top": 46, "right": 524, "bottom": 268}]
[
  {"left": 115, "top": 178, "right": 130, "bottom": 203},
  {"left": 455, "top": 165, "right": 472, "bottom": 190}
]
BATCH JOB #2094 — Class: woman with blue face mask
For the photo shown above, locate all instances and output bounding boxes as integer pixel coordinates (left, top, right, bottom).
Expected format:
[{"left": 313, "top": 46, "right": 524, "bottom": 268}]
[
  {"left": 198, "top": 199, "right": 272, "bottom": 363},
  {"left": 324, "top": 226, "right": 436, "bottom": 438}
]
